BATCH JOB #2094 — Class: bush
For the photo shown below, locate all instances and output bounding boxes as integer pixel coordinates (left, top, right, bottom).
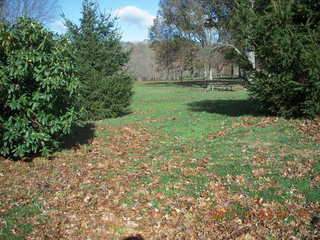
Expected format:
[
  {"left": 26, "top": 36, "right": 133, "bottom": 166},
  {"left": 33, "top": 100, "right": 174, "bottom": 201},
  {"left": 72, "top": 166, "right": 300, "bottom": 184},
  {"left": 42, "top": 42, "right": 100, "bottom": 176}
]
[
  {"left": 242, "top": 0, "right": 320, "bottom": 118},
  {"left": 0, "top": 18, "right": 80, "bottom": 158}
]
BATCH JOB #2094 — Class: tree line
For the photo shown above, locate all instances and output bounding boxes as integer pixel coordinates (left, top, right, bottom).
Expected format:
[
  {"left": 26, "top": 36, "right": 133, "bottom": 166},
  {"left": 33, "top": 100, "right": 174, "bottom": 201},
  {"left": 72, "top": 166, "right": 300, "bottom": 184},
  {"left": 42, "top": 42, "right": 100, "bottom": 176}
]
[{"left": 0, "top": 0, "right": 134, "bottom": 158}]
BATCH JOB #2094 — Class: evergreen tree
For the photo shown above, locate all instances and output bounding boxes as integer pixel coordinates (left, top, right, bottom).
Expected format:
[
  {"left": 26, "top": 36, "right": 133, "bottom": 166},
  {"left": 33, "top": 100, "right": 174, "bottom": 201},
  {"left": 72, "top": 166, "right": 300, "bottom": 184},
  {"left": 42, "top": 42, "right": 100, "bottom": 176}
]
[
  {"left": 209, "top": 0, "right": 320, "bottom": 117},
  {"left": 232, "top": 0, "right": 320, "bottom": 118},
  {"left": 64, "top": 0, "right": 133, "bottom": 120}
]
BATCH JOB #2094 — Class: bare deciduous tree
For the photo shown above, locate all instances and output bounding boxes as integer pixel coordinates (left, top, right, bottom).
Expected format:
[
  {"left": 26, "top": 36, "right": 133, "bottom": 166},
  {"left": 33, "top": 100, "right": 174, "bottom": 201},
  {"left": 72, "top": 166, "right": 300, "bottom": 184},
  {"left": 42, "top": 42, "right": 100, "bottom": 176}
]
[
  {"left": 149, "top": 0, "right": 249, "bottom": 80},
  {"left": 1, "top": 0, "right": 58, "bottom": 24},
  {"left": 0, "top": 0, "right": 5, "bottom": 19},
  {"left": 125, "top": 42, "right": 156, "bottom": 81}
]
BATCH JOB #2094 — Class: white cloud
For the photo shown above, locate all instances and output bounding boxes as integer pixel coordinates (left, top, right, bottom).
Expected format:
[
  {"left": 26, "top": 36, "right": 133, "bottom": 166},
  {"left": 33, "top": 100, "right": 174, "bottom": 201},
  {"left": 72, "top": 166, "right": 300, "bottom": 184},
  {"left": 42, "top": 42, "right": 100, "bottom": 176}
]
[
  {"left": 114, "top": 6, "right": 155, "bottom": 28},
  {"left": 51, "top": 21, "right": 67, "bottom": 33}
]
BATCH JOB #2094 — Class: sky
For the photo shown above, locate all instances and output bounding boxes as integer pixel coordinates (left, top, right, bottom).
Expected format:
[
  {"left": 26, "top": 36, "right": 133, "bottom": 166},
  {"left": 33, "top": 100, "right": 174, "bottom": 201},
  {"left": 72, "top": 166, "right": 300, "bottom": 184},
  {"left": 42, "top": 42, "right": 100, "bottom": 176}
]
[{"left": 50, "top": 0, "right": 159, "bottom": 42}]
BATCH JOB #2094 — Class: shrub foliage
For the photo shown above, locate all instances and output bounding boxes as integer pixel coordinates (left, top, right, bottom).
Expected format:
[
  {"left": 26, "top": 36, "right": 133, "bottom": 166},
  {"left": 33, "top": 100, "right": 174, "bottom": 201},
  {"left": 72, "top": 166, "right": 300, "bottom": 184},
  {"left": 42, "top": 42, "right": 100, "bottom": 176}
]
[
  {"left": 0, "top": 18, "right": 80, "bottom": 157},
  {"left": 64, "top": 0, "right": 134, "bottom": 120}
]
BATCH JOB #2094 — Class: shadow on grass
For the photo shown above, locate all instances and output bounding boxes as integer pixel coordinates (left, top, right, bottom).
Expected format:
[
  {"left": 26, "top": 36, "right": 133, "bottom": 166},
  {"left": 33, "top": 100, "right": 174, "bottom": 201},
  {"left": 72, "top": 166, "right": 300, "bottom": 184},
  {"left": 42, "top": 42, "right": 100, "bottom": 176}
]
[
  {"left": 144, "top": 80, "right": 243, "bottom": 89},
  {"left": 188, "top": 99, "right": 264, "bottom": 117},
  {"left": 144, "top": 81, "right": 205, "bottom": 88},
  {"left": 117, "top": 110, "right": 133, "bottom": 118},
  {"left": 122, "top": 235, "right": 145, "bottom": 240},
  {"left": 0, "top": 124, "right": 96, "bottom": 162},
  {"left": 61, "top": 123, "right": 95, "bottom": 150}
]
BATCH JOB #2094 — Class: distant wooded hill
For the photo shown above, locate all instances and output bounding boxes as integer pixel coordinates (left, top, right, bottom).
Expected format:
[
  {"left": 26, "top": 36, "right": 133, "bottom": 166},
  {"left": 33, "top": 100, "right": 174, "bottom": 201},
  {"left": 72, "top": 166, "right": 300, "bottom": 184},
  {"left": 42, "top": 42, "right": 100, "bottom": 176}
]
[{"left": 123, "top": 41, "right": 240, "bottom": 81}]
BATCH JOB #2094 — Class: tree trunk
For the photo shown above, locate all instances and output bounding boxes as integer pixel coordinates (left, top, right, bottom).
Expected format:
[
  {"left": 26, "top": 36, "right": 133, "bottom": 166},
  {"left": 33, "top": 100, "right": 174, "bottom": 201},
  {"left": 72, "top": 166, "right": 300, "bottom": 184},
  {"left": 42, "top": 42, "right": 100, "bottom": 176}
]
[
  {"left": 247, "top": 51, "right": 256, "bottom": 69},
  {"left": 209, "top": 67, "right": 213, "bottom": 80}
]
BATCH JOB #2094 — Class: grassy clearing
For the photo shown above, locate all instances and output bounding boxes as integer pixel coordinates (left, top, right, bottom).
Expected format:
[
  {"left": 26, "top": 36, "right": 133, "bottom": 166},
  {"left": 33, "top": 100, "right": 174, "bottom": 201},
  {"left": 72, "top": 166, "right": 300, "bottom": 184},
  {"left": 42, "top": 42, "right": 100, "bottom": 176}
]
[{"left": 1, "top": 82, "right": 319, "bottom": 239}]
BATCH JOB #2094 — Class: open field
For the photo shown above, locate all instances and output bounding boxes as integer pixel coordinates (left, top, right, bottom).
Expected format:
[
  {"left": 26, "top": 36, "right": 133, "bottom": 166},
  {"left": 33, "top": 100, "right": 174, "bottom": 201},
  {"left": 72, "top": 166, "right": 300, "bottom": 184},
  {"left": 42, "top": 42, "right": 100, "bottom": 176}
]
[{"left": 1, "top": 82, "right": 319, "bottom": 239}]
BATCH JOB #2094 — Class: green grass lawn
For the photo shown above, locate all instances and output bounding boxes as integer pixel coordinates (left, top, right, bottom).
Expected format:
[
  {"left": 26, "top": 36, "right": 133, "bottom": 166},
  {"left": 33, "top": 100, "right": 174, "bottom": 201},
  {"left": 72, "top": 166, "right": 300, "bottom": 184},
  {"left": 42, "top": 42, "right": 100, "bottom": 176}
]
[
  {"left": 102, "top": 82, "right": 319, "bottom": 202},
  {"left": 1, "top": 82, "right": 319, "bottom": 239}
]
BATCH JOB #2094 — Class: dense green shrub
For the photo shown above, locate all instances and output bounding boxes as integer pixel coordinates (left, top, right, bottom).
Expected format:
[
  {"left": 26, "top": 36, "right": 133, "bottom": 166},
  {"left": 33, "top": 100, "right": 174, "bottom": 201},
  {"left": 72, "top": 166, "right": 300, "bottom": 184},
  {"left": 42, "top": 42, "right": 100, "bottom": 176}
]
[
  {"left": 237, "top": 0, "right": 320, "bottom": 118},
  {"left": 64, "top": 0, "right": 134, "bottom": 120},
  {"left": 0, "top": 18, "right": 80, "bottom": 158}
]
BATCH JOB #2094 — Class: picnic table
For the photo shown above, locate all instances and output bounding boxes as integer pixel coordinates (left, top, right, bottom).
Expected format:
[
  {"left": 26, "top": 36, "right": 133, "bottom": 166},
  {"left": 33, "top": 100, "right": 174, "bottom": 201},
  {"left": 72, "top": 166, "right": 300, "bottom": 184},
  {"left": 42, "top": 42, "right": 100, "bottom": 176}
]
[
  {"left": 204, "top": 75, "right": 243, "bottom": 91},
  {"left": 206, "top": 81, "right": 234, "bottom": 91},
  {"left": 178, "top": 75, "right": 244, "bottom": 91}
]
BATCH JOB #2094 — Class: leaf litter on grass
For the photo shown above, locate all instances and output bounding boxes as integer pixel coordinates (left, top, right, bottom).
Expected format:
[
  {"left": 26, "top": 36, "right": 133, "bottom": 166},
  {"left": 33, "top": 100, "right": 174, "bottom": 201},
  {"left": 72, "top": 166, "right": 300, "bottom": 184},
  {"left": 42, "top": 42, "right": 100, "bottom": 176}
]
[{"left": 1, "top": 83, "right": 320, "bottom": 240}]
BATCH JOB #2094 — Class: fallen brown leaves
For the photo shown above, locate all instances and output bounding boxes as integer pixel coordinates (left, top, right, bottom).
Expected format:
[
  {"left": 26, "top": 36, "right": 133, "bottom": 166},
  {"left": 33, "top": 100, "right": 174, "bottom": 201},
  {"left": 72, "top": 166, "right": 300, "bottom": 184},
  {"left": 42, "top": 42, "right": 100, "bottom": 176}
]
[
  {"left": 232, "top": 117, "right": 279, "bottom": 129},
  {"left": 295, "top": 117, "right": 320, "bottom": 143},
  {"left": 108, "top": 126, "right": 153, "bottom": 157},
  {"left": 208, "top": 117, "right": 279, "bottom": 141},
  {"left": 281, "top": 158, "right": 315, "bottom": 178},
  {"left": 0, "top": 123, "right": 319, "bottom": 240}
]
